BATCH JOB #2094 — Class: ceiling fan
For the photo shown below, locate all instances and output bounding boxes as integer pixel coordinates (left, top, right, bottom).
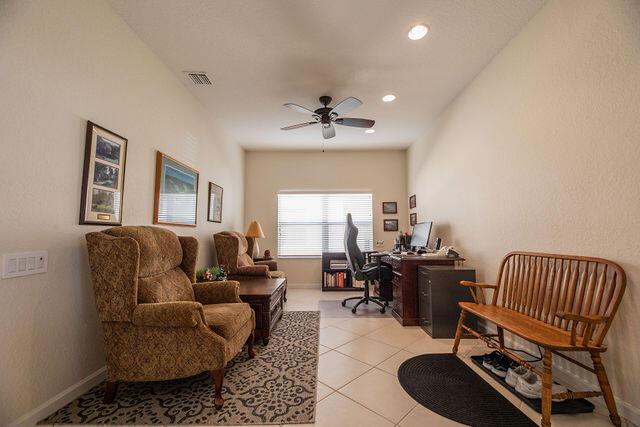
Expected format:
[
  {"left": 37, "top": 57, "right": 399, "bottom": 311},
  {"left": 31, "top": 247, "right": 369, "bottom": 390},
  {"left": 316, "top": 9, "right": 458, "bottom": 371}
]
[{"left": 281, "top": 95, "right": 375, "bottom": 139}]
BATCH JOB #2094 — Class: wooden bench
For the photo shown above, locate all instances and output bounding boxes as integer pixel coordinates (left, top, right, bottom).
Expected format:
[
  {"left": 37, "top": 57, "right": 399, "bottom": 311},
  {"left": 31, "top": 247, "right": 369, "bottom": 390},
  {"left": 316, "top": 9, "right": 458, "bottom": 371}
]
[{"left": 453, "top": 251, "right": 626, "bottom": 427}]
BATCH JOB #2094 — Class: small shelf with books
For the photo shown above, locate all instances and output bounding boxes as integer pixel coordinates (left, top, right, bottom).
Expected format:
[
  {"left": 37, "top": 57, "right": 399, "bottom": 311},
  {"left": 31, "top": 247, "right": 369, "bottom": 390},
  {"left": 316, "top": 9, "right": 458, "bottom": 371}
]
[{"left": 321, "top": 252, "right": 365, "bottom": 292}]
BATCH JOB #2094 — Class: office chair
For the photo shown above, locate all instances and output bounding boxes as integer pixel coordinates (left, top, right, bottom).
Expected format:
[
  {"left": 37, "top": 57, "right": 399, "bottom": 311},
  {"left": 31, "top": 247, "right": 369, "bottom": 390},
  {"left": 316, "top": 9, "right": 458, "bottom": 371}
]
[{"left": 341, "top": 213, "right": 390, "bottom": 314}]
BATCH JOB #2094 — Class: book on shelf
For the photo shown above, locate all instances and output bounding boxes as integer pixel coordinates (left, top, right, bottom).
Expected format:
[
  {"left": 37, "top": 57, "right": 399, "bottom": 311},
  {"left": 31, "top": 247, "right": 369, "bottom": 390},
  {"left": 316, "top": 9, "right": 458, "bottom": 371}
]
[{"left": 323, "top": 271, "right": 349, "bottom": 288}]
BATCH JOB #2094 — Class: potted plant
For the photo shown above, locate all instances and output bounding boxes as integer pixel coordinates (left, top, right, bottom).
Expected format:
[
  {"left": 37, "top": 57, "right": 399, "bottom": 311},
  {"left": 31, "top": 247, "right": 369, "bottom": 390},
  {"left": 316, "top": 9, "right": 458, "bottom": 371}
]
[{"left": 196, "top": 265, "right": 227, "bottom": 283}]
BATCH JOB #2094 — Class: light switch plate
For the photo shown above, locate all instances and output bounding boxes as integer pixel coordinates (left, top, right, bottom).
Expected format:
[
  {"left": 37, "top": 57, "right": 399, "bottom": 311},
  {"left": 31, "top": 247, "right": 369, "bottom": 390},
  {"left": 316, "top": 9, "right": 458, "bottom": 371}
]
[{"left": 2, "top": 251, "right": 48, "bottom": 279}]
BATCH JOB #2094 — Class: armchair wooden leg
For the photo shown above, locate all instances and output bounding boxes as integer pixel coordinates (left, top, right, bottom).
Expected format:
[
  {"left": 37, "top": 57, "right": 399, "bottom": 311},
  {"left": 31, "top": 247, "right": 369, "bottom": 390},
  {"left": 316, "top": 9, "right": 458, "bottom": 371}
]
[
  {"left": 103, "top": 381, "right": 118, "bottom": 404},
  {"left": 452, "top": 310, "right": 466, "bottom": 354},
  {"left": 210, "top": 368, "right": 225, "bottom": 409},
  {"left": 541, "top": 349, "right": 553, "bottom": 427},
  {"left": 591, "top": 351, "right": 622, "bottom": 426},
  {"left": 247, "top": 331, "right": 257, "bottom": 358}
]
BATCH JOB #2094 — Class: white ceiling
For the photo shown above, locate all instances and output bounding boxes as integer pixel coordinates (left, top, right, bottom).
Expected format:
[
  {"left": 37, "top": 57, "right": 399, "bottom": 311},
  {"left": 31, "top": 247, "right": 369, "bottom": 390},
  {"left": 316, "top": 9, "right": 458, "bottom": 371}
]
[{"left": 109, "top": 0, "right": 544, "bottom": 151}]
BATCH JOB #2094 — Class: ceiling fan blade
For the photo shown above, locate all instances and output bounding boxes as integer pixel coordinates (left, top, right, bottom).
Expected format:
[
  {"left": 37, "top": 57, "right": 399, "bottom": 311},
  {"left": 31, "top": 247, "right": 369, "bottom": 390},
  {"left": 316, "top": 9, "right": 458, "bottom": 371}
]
[
  {"left": 284, "top": 103, "right": 317, "bottom": 116},
  {"left": 334, "top": 118, "right": 375, "bottom": 128},
  {"left": 330, "top": 97, "right": 362, "bottom": 116},
  {"left": 322, "top": 124, "right": 336, "bottom": 139},
  {"left": 281, "top": 122, "right": 318, "bottom": 131}
]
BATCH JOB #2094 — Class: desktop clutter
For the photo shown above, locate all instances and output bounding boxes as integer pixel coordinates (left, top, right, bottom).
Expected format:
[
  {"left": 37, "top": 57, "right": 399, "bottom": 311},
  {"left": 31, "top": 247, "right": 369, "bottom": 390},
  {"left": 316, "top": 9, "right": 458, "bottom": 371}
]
[{"left": 392, "top": 222, "right": 459, "bottom": 258}]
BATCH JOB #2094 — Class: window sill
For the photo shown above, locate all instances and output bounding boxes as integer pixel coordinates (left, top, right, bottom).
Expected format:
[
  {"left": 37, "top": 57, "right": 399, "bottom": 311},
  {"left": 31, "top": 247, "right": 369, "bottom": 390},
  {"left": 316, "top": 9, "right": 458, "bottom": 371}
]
[{"left": 277, "top": 256, "right": 322, "bottom": 260}]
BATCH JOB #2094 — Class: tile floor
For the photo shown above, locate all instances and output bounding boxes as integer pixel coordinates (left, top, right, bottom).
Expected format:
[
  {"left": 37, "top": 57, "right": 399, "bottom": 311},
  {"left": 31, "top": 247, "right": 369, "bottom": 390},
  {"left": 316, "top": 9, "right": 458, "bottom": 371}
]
[
  {"left": 39, "top": 287, "right": 618, "bottom": 427},
  {"left": 287, "top": 287, "right": 616, "bottom": 427}
]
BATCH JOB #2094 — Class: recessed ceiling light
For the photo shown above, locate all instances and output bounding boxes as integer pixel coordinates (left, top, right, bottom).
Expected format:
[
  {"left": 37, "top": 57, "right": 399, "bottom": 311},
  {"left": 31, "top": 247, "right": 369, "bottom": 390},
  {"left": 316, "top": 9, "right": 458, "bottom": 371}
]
[
  {"left": 365, "top": 129, "right": 375, "bottom": 134},
  {"left": 408, "top": 24, "right": 429, "bottom": 41},
  {"left": 382, "top": 94, "right": 396, "bottom": 102}
]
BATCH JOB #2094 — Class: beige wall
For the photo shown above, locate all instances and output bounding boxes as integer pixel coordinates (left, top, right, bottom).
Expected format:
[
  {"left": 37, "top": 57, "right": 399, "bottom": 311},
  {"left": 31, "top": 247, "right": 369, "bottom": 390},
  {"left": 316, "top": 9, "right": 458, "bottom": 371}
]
[
  {"left": 407, "top": 0, "right": 640, "bottom": 420},
  {"left": 0, "top": 0, "right": 244, "bottom": 424},
  {"left": 244, "top": 150, "right": 408, "bottom": 284}
]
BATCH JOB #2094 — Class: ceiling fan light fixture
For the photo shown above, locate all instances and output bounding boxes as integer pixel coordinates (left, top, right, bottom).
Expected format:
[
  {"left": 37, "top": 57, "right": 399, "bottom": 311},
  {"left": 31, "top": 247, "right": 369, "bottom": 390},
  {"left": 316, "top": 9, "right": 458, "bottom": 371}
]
[
  {"left": 382, "top": 94, "right": 396, "bottom": 103},
  {"left": 365, "top": 129, "right": 375, "bottom": 134},
  {"left": 408, "top": 24, "right": 429, "bottom": 40}
]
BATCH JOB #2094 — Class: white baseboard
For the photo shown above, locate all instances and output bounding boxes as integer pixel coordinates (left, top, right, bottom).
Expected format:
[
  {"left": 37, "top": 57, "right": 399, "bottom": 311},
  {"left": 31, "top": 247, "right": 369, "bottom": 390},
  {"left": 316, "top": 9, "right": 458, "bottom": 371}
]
[{"left": 9, "top": 366, "right": 106, "bottom": 426}]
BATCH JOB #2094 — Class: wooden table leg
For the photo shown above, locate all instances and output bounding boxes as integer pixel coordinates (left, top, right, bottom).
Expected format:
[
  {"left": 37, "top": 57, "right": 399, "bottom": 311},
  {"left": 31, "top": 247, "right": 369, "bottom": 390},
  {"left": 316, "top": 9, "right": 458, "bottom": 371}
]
[{"left": 541, "top": 349, "right": 553, "bottom": 427}]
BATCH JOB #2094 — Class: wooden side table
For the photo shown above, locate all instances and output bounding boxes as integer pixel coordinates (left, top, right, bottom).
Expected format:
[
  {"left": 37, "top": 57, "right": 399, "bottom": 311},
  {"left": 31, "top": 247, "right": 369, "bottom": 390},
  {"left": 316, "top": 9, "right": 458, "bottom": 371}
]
[{"left": 237, "top": 277, "right": 286, "bottom": 345}]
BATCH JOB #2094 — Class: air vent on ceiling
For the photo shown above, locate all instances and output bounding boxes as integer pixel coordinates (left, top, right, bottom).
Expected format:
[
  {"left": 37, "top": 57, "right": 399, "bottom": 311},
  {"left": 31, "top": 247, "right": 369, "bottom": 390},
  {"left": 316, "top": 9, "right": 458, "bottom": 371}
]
[{"left": 184, "top": 71, "right": 212, "bottom": 86}]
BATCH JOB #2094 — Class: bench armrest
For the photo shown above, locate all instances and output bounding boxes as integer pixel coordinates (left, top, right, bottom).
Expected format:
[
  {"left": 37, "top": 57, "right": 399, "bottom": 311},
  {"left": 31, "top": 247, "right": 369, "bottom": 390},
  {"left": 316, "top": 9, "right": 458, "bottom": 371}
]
[
  {"left": 555, "top": 311, "right": 607, "bottom": 346},
  {"left": 460, "top": 281, "right": 498, "bottom": 304}
]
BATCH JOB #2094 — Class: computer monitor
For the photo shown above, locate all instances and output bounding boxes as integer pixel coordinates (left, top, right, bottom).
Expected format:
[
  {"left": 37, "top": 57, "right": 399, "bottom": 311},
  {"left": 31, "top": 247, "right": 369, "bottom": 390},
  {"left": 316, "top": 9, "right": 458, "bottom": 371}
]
[{"left": 410, "top": 222, "right": 432, "bottom": 249}]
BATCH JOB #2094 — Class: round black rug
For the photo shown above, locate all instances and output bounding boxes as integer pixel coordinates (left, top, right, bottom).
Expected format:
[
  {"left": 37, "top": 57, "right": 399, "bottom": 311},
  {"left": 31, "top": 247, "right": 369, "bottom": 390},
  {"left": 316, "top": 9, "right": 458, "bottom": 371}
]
[{"left": 398, "top": 354, "right": 536, "bottom": 427}]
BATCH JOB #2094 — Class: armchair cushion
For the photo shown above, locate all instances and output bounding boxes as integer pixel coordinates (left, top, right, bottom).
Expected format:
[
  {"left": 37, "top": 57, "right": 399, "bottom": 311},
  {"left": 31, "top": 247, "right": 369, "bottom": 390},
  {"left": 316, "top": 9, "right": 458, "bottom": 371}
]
[
  {"left": 137, "top": 267, "right": 195, "bottom": 303},
  {"left": 237, "top": 265, "right": 269, "bottom": 276},
  {"left": 202, "top": 303, "right": 253, "bottom": 340},
  {"left": 193, "top": 281, "right": 242, "bottom": 305},
  {"left": 132, "top": 301, "right": 204, "bottom": 328},
  {"left": 268, "top": 270, "right": 285, "bottom": 278},
  {"left": 104, "top": 226, "right": 182, "bottom": 278},
  {"left": 237, "top": 252, "right": 253, "bottom": 267}
]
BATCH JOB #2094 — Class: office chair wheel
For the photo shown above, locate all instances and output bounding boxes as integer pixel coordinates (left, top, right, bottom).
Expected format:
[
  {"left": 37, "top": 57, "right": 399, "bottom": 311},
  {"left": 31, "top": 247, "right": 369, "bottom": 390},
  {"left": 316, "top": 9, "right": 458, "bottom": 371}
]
[
  {"left": 352, "top": 307, "right": 357, "bottom": 314},
  {"left": 341, "top": 301, "right": 346, "bottom": 307},
  {"left": 379, "top": 307, "right": 386, "bottom": 314}
]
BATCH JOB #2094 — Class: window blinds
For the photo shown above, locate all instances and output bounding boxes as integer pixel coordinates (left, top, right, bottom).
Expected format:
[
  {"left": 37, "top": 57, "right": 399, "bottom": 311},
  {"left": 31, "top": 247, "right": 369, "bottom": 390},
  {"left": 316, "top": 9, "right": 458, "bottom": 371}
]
[{"left": 277, "top": 192, "right": 373, "bottom": 258}]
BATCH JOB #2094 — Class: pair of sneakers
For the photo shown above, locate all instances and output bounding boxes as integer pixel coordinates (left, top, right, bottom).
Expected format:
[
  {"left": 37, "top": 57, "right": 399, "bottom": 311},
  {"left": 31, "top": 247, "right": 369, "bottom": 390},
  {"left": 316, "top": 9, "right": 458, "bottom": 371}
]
[
  {"left": 482, "top": 351, "right": 511, "bottom": 378},
  {"left": 506, "top": 363, "right": 567, "bottom": 401}
]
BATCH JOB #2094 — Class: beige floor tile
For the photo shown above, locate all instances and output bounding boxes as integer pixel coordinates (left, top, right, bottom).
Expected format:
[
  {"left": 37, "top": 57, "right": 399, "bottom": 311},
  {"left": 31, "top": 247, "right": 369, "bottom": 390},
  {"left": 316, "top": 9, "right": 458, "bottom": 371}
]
[
  {"left": 365, "top": 323, "right": 426, "bottom": 348},
  {"left": 319, "top": 316, "right": 346, "bottom": 328},
  {"left": 316, "top": 381, "right": 334, "bottom": 402},
  {"left": 375, "top": 349, "right": 417, "bottom": 375},
  {"left": 404, "top": 336, "right": 453, "bottom": 354},
  {"left": 332, "top": 317, "right": 397, "bottom": 335},
  {"left": 335, "top": 337, "right": 401, "bottom": 366},
  {"left": 318, "top": 344, "right": 331, "bottom": 355},
  {"left": 318, "top": 350, "right": 371, "bottom": 389},
  {"left": 339, "top": 368, "right": 418, "bottom": 423},
  {"left": 399, "top": 403, "right": 464, "bottom": 427},
  {"left": 319, "top": 325, "right": 360, "bottom": 348},
  {"left": 313, "top": 392, "right": 394, "bottom": 427}
]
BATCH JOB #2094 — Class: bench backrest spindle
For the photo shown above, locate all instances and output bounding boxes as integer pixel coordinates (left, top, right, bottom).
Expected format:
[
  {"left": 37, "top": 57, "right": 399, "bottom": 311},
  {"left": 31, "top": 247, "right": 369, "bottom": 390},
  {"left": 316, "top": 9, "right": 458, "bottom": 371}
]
[{"left": 494, "top": 252, "right": 625, "bottom": 347}]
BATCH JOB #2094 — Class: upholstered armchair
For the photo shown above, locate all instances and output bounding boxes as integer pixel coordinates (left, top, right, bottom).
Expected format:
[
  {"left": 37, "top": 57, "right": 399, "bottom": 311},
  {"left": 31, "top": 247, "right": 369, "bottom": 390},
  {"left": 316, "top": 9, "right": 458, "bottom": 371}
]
[
  {"left": 214, "top": 231, "right": 285, "bottom": 279},
  {"left": 85, "top": 226, "right": 255, "bottom": 409}
]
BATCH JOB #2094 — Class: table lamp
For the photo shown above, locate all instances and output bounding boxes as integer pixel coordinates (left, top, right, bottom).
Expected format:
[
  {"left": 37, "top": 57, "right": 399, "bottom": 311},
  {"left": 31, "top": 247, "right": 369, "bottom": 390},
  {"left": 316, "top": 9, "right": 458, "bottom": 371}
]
[{"left": 246, "top": 220, "right": 265, "bottom": 258}]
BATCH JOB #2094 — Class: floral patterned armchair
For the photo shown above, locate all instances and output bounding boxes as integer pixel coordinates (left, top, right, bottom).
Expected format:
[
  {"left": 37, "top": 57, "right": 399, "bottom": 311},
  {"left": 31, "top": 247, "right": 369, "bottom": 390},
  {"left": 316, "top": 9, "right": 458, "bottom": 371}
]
[{"left": 85, "top": 226, "right": 255, "bottom": 409}]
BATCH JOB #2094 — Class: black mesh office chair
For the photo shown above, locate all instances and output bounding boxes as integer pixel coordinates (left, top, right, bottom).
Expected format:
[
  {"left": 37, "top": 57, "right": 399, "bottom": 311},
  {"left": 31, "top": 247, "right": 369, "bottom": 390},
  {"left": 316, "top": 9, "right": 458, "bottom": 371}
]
[{"left": 341, "top": 213, "right": 390, "bottom": 314}]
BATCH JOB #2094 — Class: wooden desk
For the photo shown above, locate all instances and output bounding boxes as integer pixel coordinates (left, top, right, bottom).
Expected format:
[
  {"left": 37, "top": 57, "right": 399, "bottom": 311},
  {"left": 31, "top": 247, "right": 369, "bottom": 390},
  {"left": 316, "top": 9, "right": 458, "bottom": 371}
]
[
  {"left": 237, "top": 277, "right": 286, "bottom": 345},
  {"left": 381, "top": 254, "right": 464, "bottom": 326}
]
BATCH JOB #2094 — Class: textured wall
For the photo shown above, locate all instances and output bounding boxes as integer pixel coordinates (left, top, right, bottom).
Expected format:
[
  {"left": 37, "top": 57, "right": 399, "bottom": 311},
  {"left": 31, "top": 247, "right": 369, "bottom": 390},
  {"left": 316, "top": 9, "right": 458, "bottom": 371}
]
[
  {"left": 244, "top": 150, "right": 408, "bottom": 284},
  {"left": 0, "top": 0, "right": 244, "bottom": 423},
  {"left": 407, "top": 0, "right": 640, "bottom": 419}
]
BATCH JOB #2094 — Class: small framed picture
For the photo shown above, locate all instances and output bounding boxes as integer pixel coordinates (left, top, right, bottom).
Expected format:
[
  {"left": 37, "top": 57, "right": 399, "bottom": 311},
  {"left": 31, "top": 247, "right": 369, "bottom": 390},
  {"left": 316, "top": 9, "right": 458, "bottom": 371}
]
[
  {"left": 207, "top": 182, "right": 224, "bottom": 223},
  {"left": 383, "top": 219, "right": 399, "bottom": 232},
  {"left": 79, "top": 121, "right": 128, "bottom": 225},
  {"left": 409, "top": 194, "right": 416, "bottom": 209},
  {"left": 382, "top": 201, "right": 397, "bottom": 214},
  {"left": 410, "top": 213, "right": 417, "bottom": 226},
  {"left": 154, "top": 151, "right": 199, "bottom": 227}
]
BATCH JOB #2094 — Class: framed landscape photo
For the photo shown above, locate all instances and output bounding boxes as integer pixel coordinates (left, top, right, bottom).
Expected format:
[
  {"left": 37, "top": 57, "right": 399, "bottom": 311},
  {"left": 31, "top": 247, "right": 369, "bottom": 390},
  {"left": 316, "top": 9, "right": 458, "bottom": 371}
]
[
  {"left": 409, "top": 194, "right": 416, "bottom": 209},
  {"left": 382, "top": 201, "right": 397, "bottom": 214},
  {"left": 79, "top": 121, "right": 127, "bottom": 225},
  {"left": 207, "top": 182, "right": 223, "bottom": 223},
  {"left": 383, "top": 219, "right": 399, "bottom": 232},
  {"left": 410, "top": 212, "right": 417, "bottom": 226},
  {"left": 154, "top": 151, "right": 199, "bottom": 227}
]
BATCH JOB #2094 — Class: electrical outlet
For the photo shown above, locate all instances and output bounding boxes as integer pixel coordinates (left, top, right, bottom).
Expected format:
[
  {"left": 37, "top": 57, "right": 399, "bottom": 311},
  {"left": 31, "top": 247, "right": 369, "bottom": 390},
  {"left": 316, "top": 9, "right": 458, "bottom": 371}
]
[{"left": 2, "top": 251, "right": 48, "bottom": 279}]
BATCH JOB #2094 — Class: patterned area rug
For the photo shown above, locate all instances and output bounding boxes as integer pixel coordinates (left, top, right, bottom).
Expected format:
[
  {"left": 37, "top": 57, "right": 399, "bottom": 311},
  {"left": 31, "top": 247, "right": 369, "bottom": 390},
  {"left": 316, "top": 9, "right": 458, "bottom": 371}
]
[{"left": 40, "top": 311, "right": 319, "bottom": 425}]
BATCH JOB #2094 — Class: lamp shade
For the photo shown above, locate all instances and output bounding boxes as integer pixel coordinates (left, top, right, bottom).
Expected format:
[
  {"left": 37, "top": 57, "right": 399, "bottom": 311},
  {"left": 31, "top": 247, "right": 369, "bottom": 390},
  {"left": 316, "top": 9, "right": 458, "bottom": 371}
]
[{"left": 246, "top": 220, "right": 265, "bottom": 238}]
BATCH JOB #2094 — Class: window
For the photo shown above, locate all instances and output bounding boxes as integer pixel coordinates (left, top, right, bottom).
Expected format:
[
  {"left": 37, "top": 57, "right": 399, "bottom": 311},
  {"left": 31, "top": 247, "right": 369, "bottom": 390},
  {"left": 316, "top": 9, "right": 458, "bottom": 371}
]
[{"left": 277, "top": 192, "right": 373, "bottom": 258}]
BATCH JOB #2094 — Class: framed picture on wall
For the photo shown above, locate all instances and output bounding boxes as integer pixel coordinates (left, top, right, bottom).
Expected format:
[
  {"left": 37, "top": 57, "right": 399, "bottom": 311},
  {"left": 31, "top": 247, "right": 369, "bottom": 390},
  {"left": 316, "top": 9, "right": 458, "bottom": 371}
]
[
  {"left": 409, "top": 194, "right": 416, "bottom": 209},
  {"left": 383, "top": 219, "right": 399, "bottom": 232},
  {"left": 382, "top": 201, "right": 397, "bottom": 214},
  {"left": 410, "top": 212, "right": 417, "bottom": 226},
  {"left": 207, "top": 182, "right": 223, "bottom": 223},
  {"left": 154, "top": 151, "right": 199, "bottom": 227},
  {"left": 79, "top": 121, "right": 128, "bottom": 225}
]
